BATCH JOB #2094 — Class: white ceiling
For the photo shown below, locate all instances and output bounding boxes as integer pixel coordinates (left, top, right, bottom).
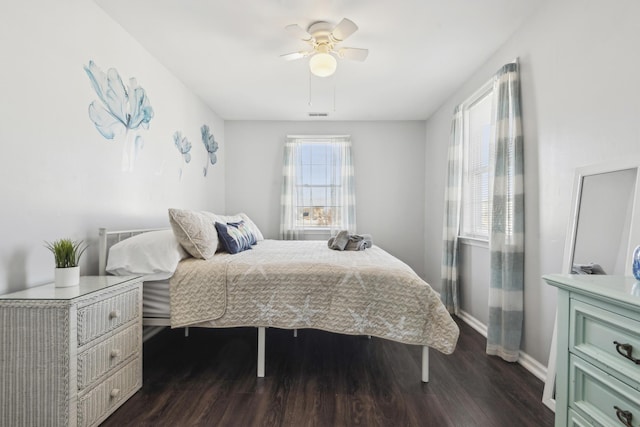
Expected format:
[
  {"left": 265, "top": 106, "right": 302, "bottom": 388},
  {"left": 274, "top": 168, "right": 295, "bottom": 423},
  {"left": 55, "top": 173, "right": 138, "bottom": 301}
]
[{"left": 96, "top": 0, "right": 544, "bottom": 121}]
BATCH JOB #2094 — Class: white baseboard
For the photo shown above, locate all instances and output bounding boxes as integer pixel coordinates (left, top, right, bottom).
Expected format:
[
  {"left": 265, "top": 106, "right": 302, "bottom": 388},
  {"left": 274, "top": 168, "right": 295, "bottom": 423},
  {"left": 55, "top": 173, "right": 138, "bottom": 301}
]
[
  {"left": 457, "top": 310, "right": 487, "bottom": 336},
  {"left": 518, "top": 351, "right": 547, "bottom": 382},
  {"left": 457, "top": 309, "right": 547, "bottom": 382}
]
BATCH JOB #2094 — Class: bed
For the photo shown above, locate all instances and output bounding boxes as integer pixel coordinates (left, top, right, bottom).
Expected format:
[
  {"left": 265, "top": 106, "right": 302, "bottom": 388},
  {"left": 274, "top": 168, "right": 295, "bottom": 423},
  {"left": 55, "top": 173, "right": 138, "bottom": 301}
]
[{"left": 98, "top": 218, "right": 459, "bottom": 383}]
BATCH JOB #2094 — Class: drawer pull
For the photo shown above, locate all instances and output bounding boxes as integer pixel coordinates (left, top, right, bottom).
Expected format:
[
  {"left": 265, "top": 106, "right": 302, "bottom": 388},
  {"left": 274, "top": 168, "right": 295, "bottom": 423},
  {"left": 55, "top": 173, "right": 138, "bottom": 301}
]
[
  {"left": 110, "top": 388, "right": 121, "bottom": 398},
  {"left": 110, "top": 349, "right": 121, "bottom": 358},
  {"left": 614, "top": 341, "right": 640, "bottom": 364},
  {"left": 614, "top": 406, "right": 633, "bottom": 427},
  {"left": 109, "top": 310, "right": 121, "bottom": 320}
]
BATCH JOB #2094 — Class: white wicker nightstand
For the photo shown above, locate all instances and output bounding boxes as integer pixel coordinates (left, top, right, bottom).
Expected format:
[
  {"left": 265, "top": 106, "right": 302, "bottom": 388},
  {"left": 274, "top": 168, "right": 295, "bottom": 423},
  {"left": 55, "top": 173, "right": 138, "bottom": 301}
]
[{"left": 0, "top": 276, "right": 143, "bottom": 427}]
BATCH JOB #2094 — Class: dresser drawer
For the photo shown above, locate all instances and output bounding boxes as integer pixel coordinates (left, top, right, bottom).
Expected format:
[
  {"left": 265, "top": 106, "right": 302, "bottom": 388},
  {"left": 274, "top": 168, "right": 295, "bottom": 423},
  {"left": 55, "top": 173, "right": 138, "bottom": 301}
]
[
  {"left": 570, "top": 354, "right": 640, "bottom": 427},
  {"left": 568, "top": 408, "right": 592, "bottom": 427},
  {"left": 78, "top": 357, "right": 142, "bottom": 427},
  {"left": 77, "top": 288, "right": 140, "bottom": 346},
  {"left": 77, "top": 322, "right": 141, "bottom": 391},
  {"left": 571, "top": 298, "right": 640, "bottom": 387}
]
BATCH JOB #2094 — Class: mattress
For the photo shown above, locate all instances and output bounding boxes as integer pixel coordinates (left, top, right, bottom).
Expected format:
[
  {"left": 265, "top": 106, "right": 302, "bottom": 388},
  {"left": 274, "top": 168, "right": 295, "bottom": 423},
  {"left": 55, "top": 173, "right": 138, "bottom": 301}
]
[{"left": 143, "top": 279, "right": 170, "bottom": 319}]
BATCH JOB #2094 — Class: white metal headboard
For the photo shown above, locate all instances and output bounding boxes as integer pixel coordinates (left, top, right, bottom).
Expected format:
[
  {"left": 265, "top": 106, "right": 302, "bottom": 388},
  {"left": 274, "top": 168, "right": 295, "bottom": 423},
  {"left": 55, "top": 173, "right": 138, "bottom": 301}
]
[{"left": 98, "top": 227, "right": 168, "bottom": 275}]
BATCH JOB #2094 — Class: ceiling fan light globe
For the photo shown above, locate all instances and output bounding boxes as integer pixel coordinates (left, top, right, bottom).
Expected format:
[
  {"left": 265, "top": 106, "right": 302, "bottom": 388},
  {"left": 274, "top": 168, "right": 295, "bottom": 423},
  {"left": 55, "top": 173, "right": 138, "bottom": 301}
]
[{"left": 309, "top": 53, "right": 337, "bottom": 77}]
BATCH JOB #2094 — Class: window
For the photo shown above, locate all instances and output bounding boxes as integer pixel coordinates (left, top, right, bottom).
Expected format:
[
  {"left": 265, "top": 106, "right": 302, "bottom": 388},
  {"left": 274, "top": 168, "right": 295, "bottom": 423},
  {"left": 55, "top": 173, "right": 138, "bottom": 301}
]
[
  {"left": 281, "top": 136, "right": 356, "bottom": 239},
  {"left": 295, "top": 142, "right": 342, "bottom": 228},
  {"left": 460, "top": 82, "right": 494, "bottom": 241}
]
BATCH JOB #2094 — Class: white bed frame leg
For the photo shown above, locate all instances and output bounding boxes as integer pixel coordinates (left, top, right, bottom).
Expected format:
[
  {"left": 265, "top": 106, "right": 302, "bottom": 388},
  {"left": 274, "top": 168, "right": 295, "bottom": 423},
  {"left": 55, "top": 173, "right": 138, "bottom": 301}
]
[
  {"left": 257, "top": 327, "right": 265, "bottom": 378},
  {"left": 422, "top": 346, "right": 429, "bottom": 383},
  {"left": 293, "top": 329, "right": 297, "bottom": 338},
  {"left": 184, "top": 327, "right": 189, "bottom": 337}
]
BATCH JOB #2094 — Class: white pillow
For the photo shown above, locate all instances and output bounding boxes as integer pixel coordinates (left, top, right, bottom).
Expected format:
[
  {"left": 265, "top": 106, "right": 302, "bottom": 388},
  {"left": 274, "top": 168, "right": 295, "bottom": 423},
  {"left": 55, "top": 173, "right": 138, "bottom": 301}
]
[{"left": 106, "top": 229, "right": 189, "bottom": 281}]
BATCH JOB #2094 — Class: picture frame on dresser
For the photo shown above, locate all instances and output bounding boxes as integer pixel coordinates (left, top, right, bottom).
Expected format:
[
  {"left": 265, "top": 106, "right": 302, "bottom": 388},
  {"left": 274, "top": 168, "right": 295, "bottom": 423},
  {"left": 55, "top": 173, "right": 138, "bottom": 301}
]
[{"left": 542, "top": 160, "right": 640, "bottom": 413}]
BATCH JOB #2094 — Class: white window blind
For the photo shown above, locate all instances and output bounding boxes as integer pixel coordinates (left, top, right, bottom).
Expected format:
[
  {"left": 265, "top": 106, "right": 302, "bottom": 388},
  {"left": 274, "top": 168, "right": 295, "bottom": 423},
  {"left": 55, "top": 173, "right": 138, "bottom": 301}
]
[{"left": 461, "top": 84, "right": 493, "bottom": 240}]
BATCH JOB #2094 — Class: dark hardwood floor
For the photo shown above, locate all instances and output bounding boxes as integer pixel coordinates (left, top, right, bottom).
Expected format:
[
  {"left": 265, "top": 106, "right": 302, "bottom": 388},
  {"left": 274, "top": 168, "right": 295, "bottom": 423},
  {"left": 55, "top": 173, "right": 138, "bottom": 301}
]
[{"left": 102, "top": 317, "right": 554, "bottom": 426}]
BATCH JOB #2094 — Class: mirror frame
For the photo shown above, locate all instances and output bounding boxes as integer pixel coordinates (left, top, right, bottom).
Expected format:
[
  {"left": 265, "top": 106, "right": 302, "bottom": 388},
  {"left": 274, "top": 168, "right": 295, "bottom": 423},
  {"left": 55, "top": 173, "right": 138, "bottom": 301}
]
[{"left": 542, "top": 160, "right": 640, "bottom": 411}]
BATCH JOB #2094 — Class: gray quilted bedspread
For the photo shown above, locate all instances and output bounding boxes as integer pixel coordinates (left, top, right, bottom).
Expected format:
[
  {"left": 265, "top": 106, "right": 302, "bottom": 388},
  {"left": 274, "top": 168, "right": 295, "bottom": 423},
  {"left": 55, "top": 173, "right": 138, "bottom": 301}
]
[{"left": 169, "top": 240, "right": 459, "bottom": 354}]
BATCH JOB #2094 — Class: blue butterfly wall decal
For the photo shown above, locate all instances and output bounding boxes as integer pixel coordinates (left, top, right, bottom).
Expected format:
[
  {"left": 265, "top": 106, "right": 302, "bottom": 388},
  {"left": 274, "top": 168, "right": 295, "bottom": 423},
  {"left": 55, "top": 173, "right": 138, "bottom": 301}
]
[
  {"left": 174, "top": 131, "right": 191, "bottom": 162},
  {"left": 201, "top": 124, "right": 219, "bottom": 177},
  {"left": 174, "top": 131, "right": 191, "bottom": 179}
]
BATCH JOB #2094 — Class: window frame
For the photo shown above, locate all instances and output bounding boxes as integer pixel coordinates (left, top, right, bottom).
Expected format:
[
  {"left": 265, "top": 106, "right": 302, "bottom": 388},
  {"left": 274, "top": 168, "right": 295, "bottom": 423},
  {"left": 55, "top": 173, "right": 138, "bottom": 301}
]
[
  {"left": 291, "top": 137, "right": 345, "bottom": 231},
  {"left": 459, "top": 79, "right": 494, "bottom": 244}
]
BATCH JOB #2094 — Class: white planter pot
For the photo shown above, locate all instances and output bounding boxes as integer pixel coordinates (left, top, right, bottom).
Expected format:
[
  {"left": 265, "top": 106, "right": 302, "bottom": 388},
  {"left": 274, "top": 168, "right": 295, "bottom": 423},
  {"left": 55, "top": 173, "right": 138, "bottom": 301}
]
[{"left": 55, "top": 266, "right": 80, "bottom": 288}]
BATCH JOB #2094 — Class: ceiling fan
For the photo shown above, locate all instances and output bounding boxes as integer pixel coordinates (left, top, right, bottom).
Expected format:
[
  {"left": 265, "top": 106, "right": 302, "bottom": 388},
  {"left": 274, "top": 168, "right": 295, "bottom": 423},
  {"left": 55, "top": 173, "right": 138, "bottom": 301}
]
[{"left": 281, "top": 18, "right": 369, "bottom": 78}]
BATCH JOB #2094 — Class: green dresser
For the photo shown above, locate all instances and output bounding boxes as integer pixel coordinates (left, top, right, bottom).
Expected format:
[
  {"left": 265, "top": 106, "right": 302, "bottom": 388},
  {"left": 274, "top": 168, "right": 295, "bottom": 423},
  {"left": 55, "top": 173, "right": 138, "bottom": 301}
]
[{"left": 544, "top": 274, "right": 640, "bottom": 427}]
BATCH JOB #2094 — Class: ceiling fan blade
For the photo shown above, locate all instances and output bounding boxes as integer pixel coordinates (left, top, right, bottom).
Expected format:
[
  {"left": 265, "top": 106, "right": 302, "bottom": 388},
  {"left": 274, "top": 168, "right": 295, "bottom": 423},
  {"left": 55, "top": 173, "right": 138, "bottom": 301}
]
[
  {"left": 285, "top": 24, "right": 313, "bottom": 42},
  {"left": 336, "top": 47, "right": 368, "bottom": 61},
  {"left": 331, "top": 18, "right": 358, "bottom": 41},
  {"left": 280, "top": 51, "right": 314, "bottom": 61}
]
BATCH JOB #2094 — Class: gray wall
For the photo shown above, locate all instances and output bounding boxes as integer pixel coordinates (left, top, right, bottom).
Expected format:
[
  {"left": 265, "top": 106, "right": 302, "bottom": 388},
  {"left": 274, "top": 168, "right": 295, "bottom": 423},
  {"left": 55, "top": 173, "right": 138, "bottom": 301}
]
[
  {"left": 0, "top": 1, "right": 225, "bottom": 295},
  {"left": 458, "top": 243, "right": 491, "bottom": 326},
  {"left": 424, "top": 0, "right": 640, "bottom": 365},
  {"left": 224, "top": 121, "right": 428, "bottom": 278}
]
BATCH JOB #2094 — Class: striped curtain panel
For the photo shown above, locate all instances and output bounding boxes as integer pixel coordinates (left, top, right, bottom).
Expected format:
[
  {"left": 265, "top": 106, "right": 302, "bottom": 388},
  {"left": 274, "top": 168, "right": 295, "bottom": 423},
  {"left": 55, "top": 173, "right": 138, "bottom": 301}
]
[
  {"left": 332, "top": 138, "right": 357, "bottom": 236},
  {"left": 280, "top": 139, "right": 301, "bottom": 240},
  {"left": 486, "top": 62, "right": 525, "bottom": 362},
  {"left": 441, "top": 106, "right": 464, "bottom": 315}
]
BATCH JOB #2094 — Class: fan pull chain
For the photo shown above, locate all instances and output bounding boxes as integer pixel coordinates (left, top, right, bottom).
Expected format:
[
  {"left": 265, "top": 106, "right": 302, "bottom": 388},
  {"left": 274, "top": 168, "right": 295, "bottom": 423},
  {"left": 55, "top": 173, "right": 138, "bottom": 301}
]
[
  {"left": 308, "top": 70, "right": 313, "bottom": 107},
  {"left": 333, "top": 74, "right": 337, "bottom": 112}
]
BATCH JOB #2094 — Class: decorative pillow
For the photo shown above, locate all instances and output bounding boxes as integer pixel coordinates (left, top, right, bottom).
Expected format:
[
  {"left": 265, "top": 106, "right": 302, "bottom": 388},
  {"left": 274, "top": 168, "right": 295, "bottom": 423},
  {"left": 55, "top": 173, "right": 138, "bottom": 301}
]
[
  {"left": 215, "top": 221, "right": 256, "bottom": 254},
  {"left": 215, "top": 213, "right": 264, "bottom": 241},
  {"left": 238, "top": 213, "right": 264, "bottom": 241},
  {"left": 106, "top": 229, "right": 189, "bottom": 280},
  {"left": 239, "top": 221, "right": 258, "bottom": 246},
  {"left": 168, "top": 208, "right": 219, "bottom": 259}
]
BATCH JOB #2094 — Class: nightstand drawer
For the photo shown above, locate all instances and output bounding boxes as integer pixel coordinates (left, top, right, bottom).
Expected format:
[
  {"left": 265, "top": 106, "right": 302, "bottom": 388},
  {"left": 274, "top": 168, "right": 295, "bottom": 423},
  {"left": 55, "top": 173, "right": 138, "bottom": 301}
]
[
  {"left": 570, "top": 354, "right": 640, "bottom": 427},
  {"left": 77, "top": 322, "right": 140, "bottom": 391},
  {"left": 77, "top": 288, "right": 140, "bottom": 346},
  {"left": 571, "top": 298, "right": 640, "bottom": 387},
  {"left": 78, "top": 357, "right": 142, "bottom": 427}
]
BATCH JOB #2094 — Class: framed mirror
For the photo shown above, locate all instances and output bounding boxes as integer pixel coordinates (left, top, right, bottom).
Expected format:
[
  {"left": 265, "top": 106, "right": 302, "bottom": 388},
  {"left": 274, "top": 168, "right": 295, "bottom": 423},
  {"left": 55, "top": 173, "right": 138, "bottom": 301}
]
[{"left": 542, "top": 161, "right": 640, "bottom": 411}]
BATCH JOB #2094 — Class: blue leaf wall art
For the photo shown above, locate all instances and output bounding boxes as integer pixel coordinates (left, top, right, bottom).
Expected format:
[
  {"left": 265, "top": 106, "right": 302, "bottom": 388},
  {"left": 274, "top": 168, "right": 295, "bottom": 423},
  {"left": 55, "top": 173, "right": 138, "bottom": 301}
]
[
  {"left": 173, "top": 131, "right": 191, "bottom": 180},
  {"left": 84, "top": 60, "right": 154, "bottom": 172},
  {"left": 201, "top": 124, "right": 219, "bottom": 177}
]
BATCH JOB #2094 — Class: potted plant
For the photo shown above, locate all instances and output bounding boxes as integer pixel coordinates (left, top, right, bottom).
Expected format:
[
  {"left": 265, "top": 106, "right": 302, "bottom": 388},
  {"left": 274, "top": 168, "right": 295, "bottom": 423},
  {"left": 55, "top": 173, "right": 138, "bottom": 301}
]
[{"left": 44, "top": 238, "right": 87, "bottom": 287}]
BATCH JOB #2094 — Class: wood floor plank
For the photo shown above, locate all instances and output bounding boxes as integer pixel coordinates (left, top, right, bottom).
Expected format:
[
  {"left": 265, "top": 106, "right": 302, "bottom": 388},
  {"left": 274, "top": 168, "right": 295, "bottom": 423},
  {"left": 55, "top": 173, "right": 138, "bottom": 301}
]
[{"left": 101, "top": 318, "right": 554, "bottom": 426}]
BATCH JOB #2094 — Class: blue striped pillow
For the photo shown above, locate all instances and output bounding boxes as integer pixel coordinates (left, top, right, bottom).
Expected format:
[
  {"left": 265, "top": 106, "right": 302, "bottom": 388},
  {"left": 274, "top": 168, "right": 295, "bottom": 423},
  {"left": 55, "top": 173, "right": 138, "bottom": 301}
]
[{"left": 215, "top": 221, "right": 256, "bottom": 254}]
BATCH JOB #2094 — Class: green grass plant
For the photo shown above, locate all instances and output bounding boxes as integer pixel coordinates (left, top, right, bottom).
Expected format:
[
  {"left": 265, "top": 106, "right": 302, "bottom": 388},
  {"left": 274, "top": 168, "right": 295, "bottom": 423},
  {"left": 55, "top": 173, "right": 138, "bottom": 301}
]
[{"left": 44, "top": 239, "right": 87, "bottom": 268}]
